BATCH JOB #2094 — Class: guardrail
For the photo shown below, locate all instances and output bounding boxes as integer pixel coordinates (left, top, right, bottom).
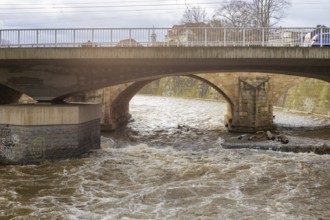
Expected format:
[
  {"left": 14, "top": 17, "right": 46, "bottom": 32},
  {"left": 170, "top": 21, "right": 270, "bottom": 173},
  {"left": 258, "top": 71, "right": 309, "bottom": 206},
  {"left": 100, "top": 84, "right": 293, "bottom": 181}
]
[{"left": 0, "top": 27, "right": 328, "bottom": 48}]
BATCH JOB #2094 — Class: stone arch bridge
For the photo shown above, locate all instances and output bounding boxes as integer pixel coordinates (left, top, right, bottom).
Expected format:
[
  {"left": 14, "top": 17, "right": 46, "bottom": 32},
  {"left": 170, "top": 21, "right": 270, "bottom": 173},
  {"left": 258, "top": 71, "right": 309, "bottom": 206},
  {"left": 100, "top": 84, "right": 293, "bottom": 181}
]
[
  {"left": 75, "top": 73, "right": 306, "bottom": 133},
  {"left": 0, "top": 47, "right": 329, "bottom": 164}
]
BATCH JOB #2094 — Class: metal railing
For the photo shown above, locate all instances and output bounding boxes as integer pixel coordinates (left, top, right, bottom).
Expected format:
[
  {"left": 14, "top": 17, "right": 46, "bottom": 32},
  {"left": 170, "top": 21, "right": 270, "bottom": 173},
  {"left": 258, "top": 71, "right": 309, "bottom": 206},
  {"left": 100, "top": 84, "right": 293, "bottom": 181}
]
[{"left": 0, "top": 27, "right": 328, "bottom": 48}]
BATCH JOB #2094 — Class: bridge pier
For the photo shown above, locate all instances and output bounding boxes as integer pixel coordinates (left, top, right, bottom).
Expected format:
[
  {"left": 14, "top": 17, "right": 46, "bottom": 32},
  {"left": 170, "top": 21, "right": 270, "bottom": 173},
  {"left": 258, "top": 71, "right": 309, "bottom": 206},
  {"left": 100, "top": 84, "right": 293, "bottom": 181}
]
[
  {"left": 0, "top": 103, "right": 101, "bottom": 165},
  {"left": 102, "top": 102, "right": 132, "bottom": 131},
  {"left": 226, "top": 77, "right": 276, "bottom": 133}
]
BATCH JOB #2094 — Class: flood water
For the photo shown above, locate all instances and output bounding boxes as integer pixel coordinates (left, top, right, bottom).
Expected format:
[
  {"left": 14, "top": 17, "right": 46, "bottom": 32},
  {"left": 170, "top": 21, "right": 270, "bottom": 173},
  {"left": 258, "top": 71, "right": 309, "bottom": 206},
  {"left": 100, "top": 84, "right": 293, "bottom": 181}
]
[{"left": 1, "top": 95, "right": 330, "bottom": 220}]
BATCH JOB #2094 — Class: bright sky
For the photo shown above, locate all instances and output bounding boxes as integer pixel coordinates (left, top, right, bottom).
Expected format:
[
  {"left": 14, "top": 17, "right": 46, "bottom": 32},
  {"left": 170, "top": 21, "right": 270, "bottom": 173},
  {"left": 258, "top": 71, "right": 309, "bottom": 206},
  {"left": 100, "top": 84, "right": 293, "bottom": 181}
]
[{"left": 0, "top": 0, "right": 328, "bottom": 28}]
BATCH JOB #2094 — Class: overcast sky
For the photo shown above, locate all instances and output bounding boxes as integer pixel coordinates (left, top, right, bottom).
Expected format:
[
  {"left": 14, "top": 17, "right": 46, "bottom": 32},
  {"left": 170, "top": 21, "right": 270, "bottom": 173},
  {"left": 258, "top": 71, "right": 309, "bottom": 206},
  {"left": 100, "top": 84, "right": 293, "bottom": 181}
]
[{"left": 0, "top": 0, "right": 328, "bottom": 29}]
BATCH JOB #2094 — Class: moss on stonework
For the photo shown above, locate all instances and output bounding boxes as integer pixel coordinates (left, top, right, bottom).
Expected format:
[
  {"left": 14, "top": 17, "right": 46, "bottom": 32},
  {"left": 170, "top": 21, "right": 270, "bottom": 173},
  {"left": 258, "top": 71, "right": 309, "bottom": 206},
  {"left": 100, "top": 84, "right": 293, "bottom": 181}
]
[
  {"left": 282, "top": 79, "right": 330, "bottom": 116},
  {"left": 139, "top": 76, "right": 224, "bottom": 101}
]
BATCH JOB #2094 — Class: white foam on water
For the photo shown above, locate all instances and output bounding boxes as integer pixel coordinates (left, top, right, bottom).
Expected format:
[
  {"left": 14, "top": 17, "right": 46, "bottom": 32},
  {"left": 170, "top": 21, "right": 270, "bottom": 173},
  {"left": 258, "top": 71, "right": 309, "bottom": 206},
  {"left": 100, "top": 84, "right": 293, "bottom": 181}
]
[{"left": 0, "top": 95, "right": 329, "bottom": 219}]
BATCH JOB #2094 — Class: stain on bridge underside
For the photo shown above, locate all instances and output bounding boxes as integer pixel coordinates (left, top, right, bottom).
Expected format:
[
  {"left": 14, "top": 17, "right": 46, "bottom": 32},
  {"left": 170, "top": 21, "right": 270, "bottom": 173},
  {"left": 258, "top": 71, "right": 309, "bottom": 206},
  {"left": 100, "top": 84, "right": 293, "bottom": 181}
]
[{"left": 7, "top": 77, "right": 43, "bottom": 87}]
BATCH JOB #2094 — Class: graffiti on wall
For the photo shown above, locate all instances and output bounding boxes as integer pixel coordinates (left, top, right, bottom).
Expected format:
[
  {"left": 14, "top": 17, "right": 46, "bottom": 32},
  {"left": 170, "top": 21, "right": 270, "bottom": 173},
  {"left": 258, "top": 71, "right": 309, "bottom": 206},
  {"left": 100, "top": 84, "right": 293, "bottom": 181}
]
[
  {"left": 0, "top": 126, "right": 19, "bottom": 160},
  {"left": 29, "top": 137, "right": 45, "bottom": 160},
  {"left": 0, "top": 126, "right": 47, "bottom": 162}
]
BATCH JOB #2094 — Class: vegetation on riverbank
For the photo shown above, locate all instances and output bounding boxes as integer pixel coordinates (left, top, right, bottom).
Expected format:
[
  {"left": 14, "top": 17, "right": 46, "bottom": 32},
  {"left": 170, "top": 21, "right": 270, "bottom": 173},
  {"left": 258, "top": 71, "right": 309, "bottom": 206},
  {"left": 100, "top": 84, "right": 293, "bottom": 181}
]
[
  {"left": 279, "top": 79, "right": 330, "bottom": 116},
  {"left": 139, "top": 76, "right": 224, "bottom": 101}
]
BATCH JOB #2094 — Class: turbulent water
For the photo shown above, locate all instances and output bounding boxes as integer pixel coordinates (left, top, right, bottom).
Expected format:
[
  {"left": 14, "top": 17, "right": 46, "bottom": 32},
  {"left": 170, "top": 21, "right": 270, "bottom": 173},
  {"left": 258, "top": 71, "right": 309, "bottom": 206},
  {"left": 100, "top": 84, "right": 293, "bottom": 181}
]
[{"left": 1, "top": 95, "right": 330, "bottom": 220}]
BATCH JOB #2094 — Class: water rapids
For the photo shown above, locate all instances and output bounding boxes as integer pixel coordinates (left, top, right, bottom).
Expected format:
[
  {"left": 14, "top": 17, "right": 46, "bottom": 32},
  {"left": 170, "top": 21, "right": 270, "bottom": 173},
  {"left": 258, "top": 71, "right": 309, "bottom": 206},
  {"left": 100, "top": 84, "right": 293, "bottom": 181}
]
[{"left": 0, "top": 95, "right": 329, "bottom": 219}]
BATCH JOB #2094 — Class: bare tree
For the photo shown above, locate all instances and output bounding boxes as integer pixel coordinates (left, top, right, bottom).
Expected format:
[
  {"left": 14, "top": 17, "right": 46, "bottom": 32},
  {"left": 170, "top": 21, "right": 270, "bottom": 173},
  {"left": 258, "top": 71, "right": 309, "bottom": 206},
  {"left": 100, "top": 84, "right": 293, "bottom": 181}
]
[
  {"left": 215, "top": 0, "right": 291, "bottom": 28},
  {"left": 250, "top": 0, "right": 291, "bottom": 27},
  {"left": 215, "top": 0, "right": 253, "bottom": 27},
  {"left": 209, "top": 17, "right": 224, "bottom": 27},
  {"left": 181, "top": 6, "right": 208, "bottom": 24}
]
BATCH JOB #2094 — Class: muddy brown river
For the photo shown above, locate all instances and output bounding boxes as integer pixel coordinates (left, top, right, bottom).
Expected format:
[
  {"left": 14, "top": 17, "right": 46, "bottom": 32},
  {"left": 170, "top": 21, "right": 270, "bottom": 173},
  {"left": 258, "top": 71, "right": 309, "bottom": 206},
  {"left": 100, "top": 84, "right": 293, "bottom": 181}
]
[{"left": 0, "top": 95, "right": 329, "bottom": 219}]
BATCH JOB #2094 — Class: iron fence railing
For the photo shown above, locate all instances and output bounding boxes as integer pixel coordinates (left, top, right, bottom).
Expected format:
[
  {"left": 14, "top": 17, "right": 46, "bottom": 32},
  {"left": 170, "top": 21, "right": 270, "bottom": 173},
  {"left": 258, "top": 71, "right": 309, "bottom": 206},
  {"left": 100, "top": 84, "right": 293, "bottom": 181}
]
[{"left": 0, "top": 27, "right": 328, "bottom": 48}]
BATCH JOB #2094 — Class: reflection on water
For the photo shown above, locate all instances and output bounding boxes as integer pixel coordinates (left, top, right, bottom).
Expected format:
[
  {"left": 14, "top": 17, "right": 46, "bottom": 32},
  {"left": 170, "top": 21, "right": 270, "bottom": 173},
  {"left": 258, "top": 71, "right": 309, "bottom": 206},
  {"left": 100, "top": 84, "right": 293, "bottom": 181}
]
[{"left": 0, "top": 95, "right": 329, "bottom": 219}]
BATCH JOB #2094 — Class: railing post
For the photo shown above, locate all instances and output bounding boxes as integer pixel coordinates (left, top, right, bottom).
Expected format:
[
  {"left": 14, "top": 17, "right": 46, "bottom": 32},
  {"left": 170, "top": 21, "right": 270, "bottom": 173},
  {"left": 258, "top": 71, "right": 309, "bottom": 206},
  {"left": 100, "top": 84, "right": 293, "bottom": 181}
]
[
  {"left": 262, "top": 28, "right": 265, "bottom": 47},
  {"left": 110, "top": 29, "right": 113, "bottom": 47},
  {"left": 166, "top": 28, "right": 170, "bottom": 47},
  {"left": 55, "top": 29, "right": 57, "bottom": 47},
  {"left": 17, "top": 30, "right": 20, "bottom": 47},
  {"left": 129, "top": 29, "right": 132, "bottom": 47},
  {"left": 243, "top": 28, "right": 245, "bottom": 46},
  {"left": 36, "top": 30, "right": 39, "bottom": 47},
  {"left": 73, "top": 29, "right": 76, "bottom": 47},
  {"left": 92, "top": 29, "right": 94, "bottom": 43},
  {"left": 205, "top": 28, "right": 207, "bottom": 46},
  {"left": 281, "top": 27, "right": 283, "bottom": 47},
  {"left": 185, "top": 28, "right": 188, "bottom": 47},
  {"left": 148, "top": 29, "right": 150, "bottom": 46},
  {"left": 224, "top": 29, "right": 226, "bottom": 46},
  {"left": 0, "top": 30, "right": 2, "bottom": 46},
  {"left": 320, "top": 27, "right": 323, "bottom": 47}
]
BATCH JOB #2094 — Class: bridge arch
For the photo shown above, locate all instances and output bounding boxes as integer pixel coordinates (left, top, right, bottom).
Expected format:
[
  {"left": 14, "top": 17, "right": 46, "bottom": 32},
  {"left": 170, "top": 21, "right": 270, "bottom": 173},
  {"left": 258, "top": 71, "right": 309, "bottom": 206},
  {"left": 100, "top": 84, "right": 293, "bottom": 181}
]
[
  {"left": 49, "top": 71, "right": 307, "bottom": 106},
  {"left": 66, "top": 71, "right": 323, "bottom": 132},
  {"left": 102, "top": 75, "right": 234, "bottom": 130}
]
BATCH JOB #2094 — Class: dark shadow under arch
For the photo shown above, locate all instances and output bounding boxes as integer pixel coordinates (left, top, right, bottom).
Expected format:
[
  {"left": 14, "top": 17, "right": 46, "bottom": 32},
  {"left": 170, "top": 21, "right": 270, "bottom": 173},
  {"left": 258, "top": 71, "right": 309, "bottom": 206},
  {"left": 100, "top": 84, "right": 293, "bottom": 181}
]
[{"left": 0, "top": 84, "right": 22, "bottom": 104}]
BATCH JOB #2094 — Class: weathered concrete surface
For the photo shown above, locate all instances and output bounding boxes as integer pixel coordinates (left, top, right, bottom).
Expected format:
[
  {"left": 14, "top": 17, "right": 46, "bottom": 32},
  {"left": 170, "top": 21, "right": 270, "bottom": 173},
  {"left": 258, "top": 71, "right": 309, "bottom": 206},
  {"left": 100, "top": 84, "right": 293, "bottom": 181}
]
[
  {"left": 1, "top": 47, "right": 329, "bottom": 60},
  {"left": 0, "top": 47, "right": 329, "bottom": 102},
  {"left": 0, "top": 103, "right": 100, "bottom": 125},
  {"left": 0, "top": 104, "right": 101, "bottom": 164}
]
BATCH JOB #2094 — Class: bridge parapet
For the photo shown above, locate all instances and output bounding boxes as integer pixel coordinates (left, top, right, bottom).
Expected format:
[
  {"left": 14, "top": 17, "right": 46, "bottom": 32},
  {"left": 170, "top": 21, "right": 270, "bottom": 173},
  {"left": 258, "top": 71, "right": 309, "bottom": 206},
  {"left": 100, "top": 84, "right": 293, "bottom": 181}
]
[{"left": 0, "top": 27, "right": 327, "bottom": 48}]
